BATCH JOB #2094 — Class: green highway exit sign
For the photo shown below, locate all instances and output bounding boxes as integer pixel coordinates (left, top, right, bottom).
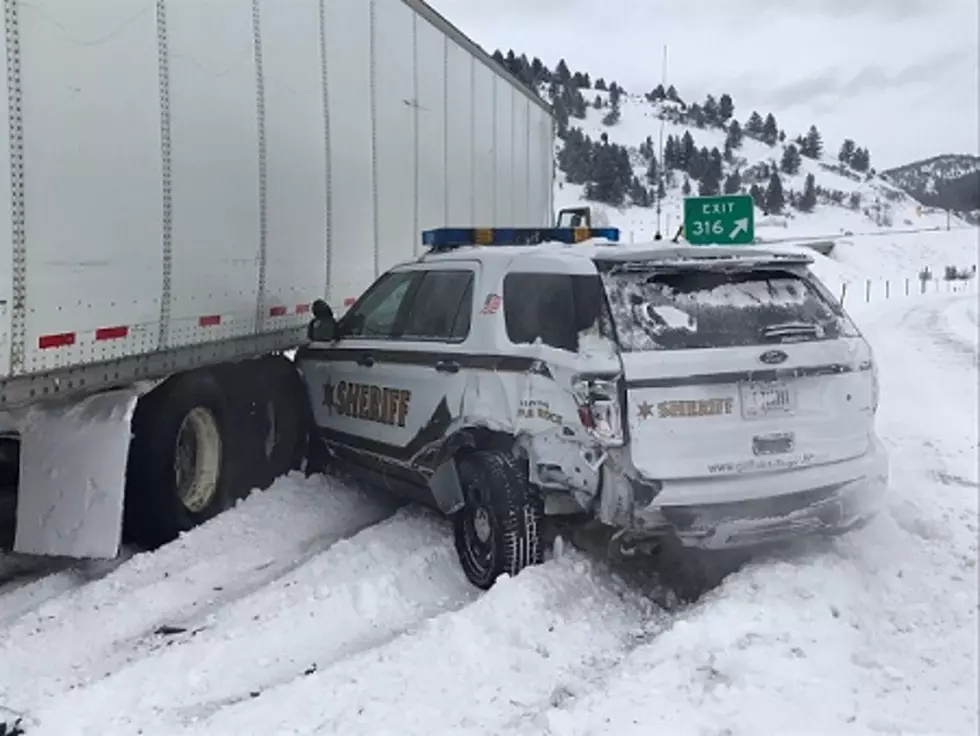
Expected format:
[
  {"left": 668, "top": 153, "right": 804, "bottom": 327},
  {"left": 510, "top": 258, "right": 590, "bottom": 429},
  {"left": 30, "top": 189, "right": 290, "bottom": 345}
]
[{"left": 683, "top": 194, "right": 755, "bottom": 245}]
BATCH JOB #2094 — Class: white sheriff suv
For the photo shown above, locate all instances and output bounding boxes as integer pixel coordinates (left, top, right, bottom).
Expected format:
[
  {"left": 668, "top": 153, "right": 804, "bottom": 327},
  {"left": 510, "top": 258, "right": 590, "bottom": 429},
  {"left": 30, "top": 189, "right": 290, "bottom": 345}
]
[{"left": 296, "top": 226, "right": 889, "bottom": 590}]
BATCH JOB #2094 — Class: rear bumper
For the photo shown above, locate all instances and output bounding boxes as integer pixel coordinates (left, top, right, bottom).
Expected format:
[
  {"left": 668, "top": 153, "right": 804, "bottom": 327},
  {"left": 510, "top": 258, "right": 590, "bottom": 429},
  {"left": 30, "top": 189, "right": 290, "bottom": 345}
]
[{"left": 623, "top": 438, "right": 889, "bottom": 551}]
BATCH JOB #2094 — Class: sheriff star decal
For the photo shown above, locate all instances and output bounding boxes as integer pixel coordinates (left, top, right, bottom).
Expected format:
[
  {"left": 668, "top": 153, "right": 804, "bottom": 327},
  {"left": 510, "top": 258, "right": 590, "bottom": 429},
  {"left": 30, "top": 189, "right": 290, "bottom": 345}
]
[{"left": 637, "top": 400, "right": 654, "bottom": 420}]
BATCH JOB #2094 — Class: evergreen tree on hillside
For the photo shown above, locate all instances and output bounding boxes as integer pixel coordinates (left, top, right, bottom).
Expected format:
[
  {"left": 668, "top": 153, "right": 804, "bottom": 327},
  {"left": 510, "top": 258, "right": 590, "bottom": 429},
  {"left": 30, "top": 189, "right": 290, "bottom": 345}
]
[
  {"left": 687, "top": 103, "right": 705, "bottom": 128},
  {"left": 602, "top": 98, "right": 621, "bottom": 126},
  {"left": 680, "top": 131, "right": 696, "bottom": 170},
  {"left": 761, "top": 113, "right": 779, "bottom": 146},
  {"left": 850, "top": 147, "right": 871, "bottom": 172},
  {"left": 725, "top": 120, "right": 744, "bottom": 150},
  {"left": 699, "top": 148, "right": 724, "bottom": 195},
  {"left": 719, "top": 93, "right": 735, "bottom": 123},
  {"left": 724, "top": 169, "right": 743, "bottom": 194},
  {"left": 801, "top": 125, "right": 823, "bottom": 159},
  {"left": 689, "top": 146, "right": 709, "bottom": 180},
  {"left": 703, "top": 95, "right": 719, "bottom": 126},
  {"left": 552, "top": 96, "right": 570, "bottom": 136},
  {"left": 745, "top": 111, "right": 764, "bottom": 137},
  {"left": 838, "top": 139, "right": 856, "bottom": 165},
  {"left": 682, "top": 176, "right": 692, "bottom": 195},
  {"left": 663, "top": 135, "right": 679, "bottom": 169},
  {"left": 749, "top": 183, "right": 765, "bottom": 209},
  {"left": 555, "top": 58, "right": 571, "bottom": 84},
  {"left": 666, "top": 85, "right": 681, "bottom": 103},
  {"left": 764, "top": 171, "right": 785, "bottom": 214},
  {"left": 594, "top": 95, "right": 603, "bottom": 109},
  {"left": 657, "top": 178, "right": 666, "bottom": 200},
  {"left": 609, "top": 83, "right": 622, "bottom": 108},
  {"left": 595, "top": 78, "right": 607, "bottom": 91},
  {"left": 780, "top": 144, "right": 802, "bottom": 175},
  {"left": 646, "top": 154, "right": 659, "bottom": 188},
  {"left": 646, "top": 84, "right": 666, "bottom": 102},
  {"left": 798, "top": 173, "right": 817, "bottom": 212},
  {"left": 629, "top": 176, "right": 650, "bottom": 206}
]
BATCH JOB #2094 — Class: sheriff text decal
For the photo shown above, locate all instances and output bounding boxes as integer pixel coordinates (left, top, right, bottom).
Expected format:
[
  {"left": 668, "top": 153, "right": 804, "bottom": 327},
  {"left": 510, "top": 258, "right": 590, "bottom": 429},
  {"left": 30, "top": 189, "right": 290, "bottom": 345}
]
[{"left": 326, "top": 380, "right": 412, "bottom": 427}]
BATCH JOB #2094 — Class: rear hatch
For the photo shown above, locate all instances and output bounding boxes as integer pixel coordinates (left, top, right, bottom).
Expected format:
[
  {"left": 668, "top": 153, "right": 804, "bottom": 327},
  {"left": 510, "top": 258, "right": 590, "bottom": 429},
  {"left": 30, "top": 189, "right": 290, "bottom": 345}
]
[{"left": 597, "top": 250, "right": 876, "bottom": 482}]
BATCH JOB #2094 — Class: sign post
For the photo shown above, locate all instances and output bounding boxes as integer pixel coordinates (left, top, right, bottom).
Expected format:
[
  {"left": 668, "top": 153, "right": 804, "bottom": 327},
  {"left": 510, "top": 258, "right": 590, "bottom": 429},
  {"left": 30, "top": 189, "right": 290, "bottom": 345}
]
[{"left": 683, "top": 194, "right": 755, "bottom": 245}]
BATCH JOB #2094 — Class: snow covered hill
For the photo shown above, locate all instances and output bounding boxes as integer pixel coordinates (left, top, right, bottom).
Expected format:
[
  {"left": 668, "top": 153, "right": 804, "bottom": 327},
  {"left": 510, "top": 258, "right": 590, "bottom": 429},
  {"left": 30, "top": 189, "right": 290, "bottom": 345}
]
[
  {"left": 482, "top": 52, "right": 979, "bottom": 245},
  {"left": 883, "top": 154, "right": 980, "bottom": 220}
]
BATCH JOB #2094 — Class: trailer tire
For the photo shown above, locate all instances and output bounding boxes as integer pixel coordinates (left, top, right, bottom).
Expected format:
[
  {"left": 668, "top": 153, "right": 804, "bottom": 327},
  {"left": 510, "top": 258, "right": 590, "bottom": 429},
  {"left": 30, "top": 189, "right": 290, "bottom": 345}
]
[
  {"left": 254, "top": 355, "right": 308, "bottom": 483},
  {"left": 452, "top": 450, "right": 544, "bottom": 590},
  {"left": 123, "top": 370, "right": 239, "bottom": 548}
]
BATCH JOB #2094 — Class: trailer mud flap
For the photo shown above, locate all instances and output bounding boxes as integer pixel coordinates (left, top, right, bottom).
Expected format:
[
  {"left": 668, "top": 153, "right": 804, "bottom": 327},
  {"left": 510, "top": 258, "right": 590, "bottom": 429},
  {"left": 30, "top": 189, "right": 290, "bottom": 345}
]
[{"left": 14, "top": 388, "right": 139, "bottom": 558}]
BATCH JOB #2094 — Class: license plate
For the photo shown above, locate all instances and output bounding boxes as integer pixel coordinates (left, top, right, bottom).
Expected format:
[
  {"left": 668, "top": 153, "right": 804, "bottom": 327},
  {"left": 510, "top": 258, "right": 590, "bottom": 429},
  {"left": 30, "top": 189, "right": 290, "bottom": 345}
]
[{"left": 740, "top": 381, "right": 796, "bottom": 418}]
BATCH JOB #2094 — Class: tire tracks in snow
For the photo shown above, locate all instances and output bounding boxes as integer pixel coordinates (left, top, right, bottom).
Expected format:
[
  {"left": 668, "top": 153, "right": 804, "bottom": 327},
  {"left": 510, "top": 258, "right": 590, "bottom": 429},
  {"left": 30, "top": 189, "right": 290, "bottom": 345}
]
[{"left": 0, "top": 472, "right": 395, "bottom": 717}]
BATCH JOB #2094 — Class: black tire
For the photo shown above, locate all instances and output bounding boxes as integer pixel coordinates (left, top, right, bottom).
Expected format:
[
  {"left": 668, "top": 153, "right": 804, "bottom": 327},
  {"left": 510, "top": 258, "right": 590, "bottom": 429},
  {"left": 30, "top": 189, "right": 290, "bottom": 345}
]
[
  {"left": 253, "top": 355, "right": 309, "bottom": 482},
  {"left": 452, "top": 450, "right": 544, "bottom": 589},
  {"left": 123, "top": 370, "right": 240, "bottom": 548}
]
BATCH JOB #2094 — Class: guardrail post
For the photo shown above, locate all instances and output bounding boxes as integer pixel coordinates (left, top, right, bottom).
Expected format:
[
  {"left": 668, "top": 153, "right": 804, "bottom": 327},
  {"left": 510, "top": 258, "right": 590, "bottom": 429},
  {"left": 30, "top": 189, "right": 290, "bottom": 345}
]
[
  {"left": 905, "top": 278, "right": 909, "bottom": 296},
  {"left": 865, "top": 279, "right": 871, "bottom": 302},
  {"left": 885, "top": 280, "right": 890, "bottom": 299}
]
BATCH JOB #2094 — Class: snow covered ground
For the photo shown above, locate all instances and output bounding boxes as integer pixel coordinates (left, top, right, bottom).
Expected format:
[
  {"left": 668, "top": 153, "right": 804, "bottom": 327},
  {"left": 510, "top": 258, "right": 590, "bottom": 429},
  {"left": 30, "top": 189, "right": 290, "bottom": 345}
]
[{"left": 1, "top": 272, "right": 978, "bottom": 735}]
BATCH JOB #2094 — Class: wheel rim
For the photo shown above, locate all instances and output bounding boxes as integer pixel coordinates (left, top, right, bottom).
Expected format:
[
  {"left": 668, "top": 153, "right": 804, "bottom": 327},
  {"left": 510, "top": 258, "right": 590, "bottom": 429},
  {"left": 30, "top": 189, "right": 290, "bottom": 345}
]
[
  {"left": 461, "top": 499, "right": 496, "bottom": 577},
  {"left": 174, "top": 407, "right": 222, "bottom": 514}
]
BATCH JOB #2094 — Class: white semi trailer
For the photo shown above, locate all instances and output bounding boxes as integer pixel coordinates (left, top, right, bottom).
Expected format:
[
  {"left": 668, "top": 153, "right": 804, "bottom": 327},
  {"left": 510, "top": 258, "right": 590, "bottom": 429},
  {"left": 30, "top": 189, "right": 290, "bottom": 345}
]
[{"left": 0, "top": 0, "right": 555, "bottom": 560}]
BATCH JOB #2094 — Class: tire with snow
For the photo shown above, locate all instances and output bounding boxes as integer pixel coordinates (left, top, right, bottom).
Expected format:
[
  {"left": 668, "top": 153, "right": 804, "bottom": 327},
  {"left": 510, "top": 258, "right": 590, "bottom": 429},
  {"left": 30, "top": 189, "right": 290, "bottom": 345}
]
[
  {"left": 123, "top": 370, "right": 240, "bottom": 548},
  {"left": 253, "top": 355, "right": 309, "bottom": 484},
  {"left": 452, "top": 450, "right": 544, "bottom": 589}
]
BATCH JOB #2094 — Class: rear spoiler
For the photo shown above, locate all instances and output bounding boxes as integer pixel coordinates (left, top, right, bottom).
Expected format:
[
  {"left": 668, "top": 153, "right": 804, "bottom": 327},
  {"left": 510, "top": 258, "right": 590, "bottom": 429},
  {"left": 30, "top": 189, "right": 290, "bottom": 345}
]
[{"left": 596, "top": 251, "right": 814, "bottom": 275}]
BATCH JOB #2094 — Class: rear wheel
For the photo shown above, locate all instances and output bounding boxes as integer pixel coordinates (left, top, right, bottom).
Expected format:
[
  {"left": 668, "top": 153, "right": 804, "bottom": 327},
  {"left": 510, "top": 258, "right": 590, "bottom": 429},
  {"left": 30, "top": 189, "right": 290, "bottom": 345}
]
[
  {"left": 452, "top": 450, "right": 543, "bottom": 589},
  {"left": 123, "top": 370, "right": 239, "bottom": 548}
]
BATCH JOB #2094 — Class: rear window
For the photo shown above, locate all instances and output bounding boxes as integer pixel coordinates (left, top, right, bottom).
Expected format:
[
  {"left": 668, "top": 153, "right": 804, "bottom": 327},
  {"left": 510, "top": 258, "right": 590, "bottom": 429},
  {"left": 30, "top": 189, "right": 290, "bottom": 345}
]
[{"left": 601, "top": 268, "right": 859, "bottom": 352}]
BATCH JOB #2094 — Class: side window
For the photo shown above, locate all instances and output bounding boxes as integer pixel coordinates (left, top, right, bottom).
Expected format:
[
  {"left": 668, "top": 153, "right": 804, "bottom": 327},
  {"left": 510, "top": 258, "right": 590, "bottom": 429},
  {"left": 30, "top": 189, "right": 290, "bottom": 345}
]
[
  {"left": 400, "top": 270, "right": 475, "bottom": 342},
  {"left": 340, "top": 271, "right": 418, "bottom": 339},
  {"left": 503, "top": 272, "right": 608, "bottom": 352}
]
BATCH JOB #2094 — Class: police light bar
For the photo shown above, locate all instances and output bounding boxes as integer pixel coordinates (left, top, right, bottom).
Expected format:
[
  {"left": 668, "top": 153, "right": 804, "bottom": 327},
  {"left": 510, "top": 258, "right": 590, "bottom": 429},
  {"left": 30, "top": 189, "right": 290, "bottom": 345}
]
[{"left": 421, "top": 226, "right": 620, "bottom": 249}]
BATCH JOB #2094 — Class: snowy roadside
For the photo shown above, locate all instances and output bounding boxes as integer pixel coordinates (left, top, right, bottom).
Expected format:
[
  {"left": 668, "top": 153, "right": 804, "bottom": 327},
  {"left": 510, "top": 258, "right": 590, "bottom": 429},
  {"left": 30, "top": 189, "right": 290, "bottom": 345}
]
[{"left": 1, "top": 292, "right": 977, "bottom": 736}]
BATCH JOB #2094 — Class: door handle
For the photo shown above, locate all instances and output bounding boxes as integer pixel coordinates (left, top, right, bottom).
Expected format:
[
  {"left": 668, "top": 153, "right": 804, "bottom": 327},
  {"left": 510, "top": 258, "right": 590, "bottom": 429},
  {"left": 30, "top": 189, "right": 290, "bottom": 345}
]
[
  {"left": 435, "top": 359, "right": 460, "bottom": 374},
  {"left": 357, "top": 354, "right": 375, "bottom": 367}
]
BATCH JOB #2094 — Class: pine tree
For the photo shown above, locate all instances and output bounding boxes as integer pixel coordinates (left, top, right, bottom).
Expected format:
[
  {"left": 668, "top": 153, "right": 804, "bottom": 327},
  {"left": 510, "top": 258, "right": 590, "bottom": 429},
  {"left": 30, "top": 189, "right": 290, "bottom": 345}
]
[
  {"left": 851, "top": 147, "right": 871, "bottom": 172},
  {"left": 609, "top": 83, "right": 622, "bottom": 108},
  {"left": 761, "top": 113, "right": 779, "bottom": 146},
  {"left": 646, "top": 154, "right": 659, "bottom": 188},
  {"left": 838, "top": 139, "right": 856, "bottom": 165},
  {"left": 801, "top": 125, "right": 823, "bottom": 159},
  {"left": 699, "top": 149, "right": 723, "bottom": 196},
  {"left": 719, "top": 93, "right": 735, "bottom": 123},
  {"left": 703, "top": 95, "right": 719, "bottom": 126},
  {"left": 663, "top": 135, "right": 678, "bottom": 169},
  {"left": 595, "top": 77, "right": 607, "bottom": 91},
  {"left": 746, "top": 111, "right": 764, "bottom": 137},
  {"left": 749, "top": 183, "right": 765, "bottom": 209},
  {"left": 764, "top": 171, "right": 785, "bottom": 214},
  {"left": 657, "top": 178, "right": 666, "bottom": 200},
  {"left": 724, "top": 169, "right": 743, "bottom": 194},
  {"left": 780, "top": 144, "right": 802, "bottom": 175},
  {"left": 666, "top": 85, "right": 680, "bottom": 102},
  {"left": 680, "top": 131, "right": 696, "bottom": 170},
  {"left": 725, "top": 120, "right": 744, "bottom": 150},
  {"left": 798, "top": 173, "right": 817, "bottom": 212},
  {"left": 602, "top": 99, "right": 620, "bottom": 126},
  {"left": 555, "top": 59, "right": 571, "bottom": 84},
  {"left": 682, "top": 176, "right": 692, "bottom": 196}
]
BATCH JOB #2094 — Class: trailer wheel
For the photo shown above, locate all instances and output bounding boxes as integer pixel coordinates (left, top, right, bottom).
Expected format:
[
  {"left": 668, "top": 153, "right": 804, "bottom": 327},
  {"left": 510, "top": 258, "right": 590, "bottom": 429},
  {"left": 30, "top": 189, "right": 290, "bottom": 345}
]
[
  {"left": 254, "top": 355, "right": 308, "bottom": 484},
  {"left": 124, "top": 370, "right": 237, "bottom": 548},
  {"left": 452, "top": 450, "right": 544, "bottom": 590}
]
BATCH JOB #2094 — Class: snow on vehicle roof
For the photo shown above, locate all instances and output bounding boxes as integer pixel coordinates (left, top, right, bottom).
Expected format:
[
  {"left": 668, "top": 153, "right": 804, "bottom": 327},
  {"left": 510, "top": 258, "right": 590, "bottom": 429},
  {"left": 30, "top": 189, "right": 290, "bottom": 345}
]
[{"left": 418, "top": 240, "right": 814, "bottom": 270}]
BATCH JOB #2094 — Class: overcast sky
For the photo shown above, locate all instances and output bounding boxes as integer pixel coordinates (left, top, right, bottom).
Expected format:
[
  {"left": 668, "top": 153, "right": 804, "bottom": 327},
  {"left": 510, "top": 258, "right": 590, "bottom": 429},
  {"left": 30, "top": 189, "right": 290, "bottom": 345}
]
[{"left": 427, "top": 0, "right": 979, "bottom": 169}]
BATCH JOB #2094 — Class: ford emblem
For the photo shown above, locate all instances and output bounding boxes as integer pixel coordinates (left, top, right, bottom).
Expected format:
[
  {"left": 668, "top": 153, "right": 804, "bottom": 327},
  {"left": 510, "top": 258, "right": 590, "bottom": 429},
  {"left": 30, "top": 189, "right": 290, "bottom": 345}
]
[{"left": 759, "top": 349, "right": 788, "bottom": 365}]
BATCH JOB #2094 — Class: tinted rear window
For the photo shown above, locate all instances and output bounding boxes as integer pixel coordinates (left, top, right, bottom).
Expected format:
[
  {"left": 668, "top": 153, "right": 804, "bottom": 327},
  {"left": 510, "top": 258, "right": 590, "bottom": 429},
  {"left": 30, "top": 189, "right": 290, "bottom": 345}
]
[{"left": 601, "top": 268, "right": 858, "bottom": 351}]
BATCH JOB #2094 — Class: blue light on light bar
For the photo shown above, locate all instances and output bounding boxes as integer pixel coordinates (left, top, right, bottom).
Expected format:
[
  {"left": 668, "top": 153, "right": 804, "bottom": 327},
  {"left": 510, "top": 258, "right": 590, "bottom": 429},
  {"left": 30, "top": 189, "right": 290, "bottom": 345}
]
[{"left": 421, "top": 226, "right": 620, "bottom": 249}]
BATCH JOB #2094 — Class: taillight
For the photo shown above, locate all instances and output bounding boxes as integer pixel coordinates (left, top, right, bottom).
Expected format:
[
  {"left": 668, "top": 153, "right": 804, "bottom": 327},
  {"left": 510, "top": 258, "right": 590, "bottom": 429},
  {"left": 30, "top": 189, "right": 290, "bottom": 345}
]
[{"left": 573, "top": 376, "right": 623, "bottom": 446}]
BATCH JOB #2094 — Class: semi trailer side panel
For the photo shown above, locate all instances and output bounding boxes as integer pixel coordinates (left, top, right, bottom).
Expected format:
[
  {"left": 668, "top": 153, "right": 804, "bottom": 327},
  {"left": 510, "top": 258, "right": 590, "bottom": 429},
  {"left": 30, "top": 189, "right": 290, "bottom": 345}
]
[
  {"left": 323, "top": 0, "right": 374, "bottom": 306},
  {"left": 413, "top": 14, "right": 448, "bottom": 241},
  {"left": 472, "top": 61, "right": 496, "bottom": 226},
  {"left": 18, "top": 1, "right": 164, "bottom": 375},
  {"left": 373, "top": 0, "right": 419, "bottom": 276},
  {"left": 165, "top": 0, "right": 262, "bottom": 348},
  {"left": 0, "top": 0, "right": 553, "bottom": 407},
  {"left": 257, "top": 0, "right": 329, "bottom": 334},
  {"left": 493, "top": 76, "right": 515, "bottom": 224}
]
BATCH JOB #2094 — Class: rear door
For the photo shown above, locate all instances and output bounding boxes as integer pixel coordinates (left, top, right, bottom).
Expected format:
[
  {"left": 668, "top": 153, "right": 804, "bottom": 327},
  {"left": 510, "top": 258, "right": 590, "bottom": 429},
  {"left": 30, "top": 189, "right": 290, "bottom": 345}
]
[{"left": 598, "top": 258, "right": 876, "bottom": 482}]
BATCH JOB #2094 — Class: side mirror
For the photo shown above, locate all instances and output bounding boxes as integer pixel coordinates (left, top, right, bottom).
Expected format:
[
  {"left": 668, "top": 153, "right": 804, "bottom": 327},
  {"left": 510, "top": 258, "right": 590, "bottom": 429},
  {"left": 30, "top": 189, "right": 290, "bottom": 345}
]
[{"left": 307, "top": 299, "right": 338, "bottom": 342}]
